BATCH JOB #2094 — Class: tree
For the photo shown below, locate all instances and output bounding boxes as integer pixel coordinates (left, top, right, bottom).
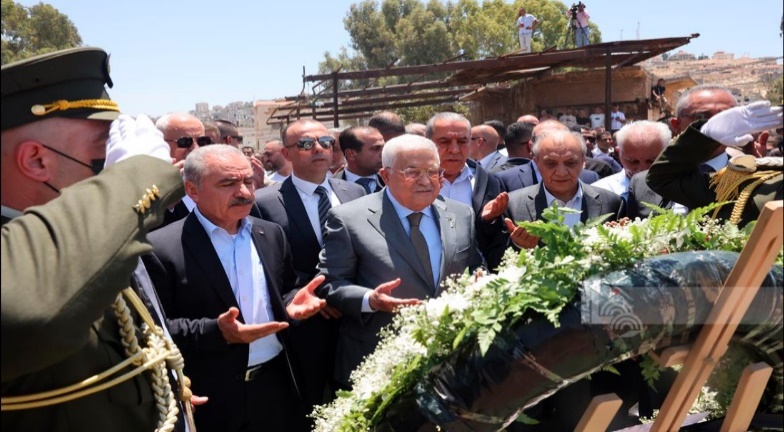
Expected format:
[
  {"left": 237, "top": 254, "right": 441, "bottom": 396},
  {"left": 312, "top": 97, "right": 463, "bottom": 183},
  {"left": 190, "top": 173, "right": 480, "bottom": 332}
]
[
  {"left": 320, "top": 0, "right": 602, "bottom": 78},
  {"left": 1, "top": 0, "right": 82, "bottom": 65},
  {"left": 766, "top": 75, "right": 783, "bottom": 105}
]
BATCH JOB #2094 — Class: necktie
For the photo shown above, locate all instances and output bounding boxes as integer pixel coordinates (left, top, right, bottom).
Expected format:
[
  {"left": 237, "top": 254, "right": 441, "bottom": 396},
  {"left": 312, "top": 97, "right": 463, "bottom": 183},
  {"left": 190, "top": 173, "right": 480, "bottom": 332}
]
[
  {"left": 531, "top": 169, "right": 538, "bottom": 185},
  {"left": 314, "top": 186, "right": 332, "bottom": 234},
  {"left": 355, "top": 177, "right": 374, "bottom": 194},
  {"left": 407, "top": 212, "right": 435, "bottom": 289}
]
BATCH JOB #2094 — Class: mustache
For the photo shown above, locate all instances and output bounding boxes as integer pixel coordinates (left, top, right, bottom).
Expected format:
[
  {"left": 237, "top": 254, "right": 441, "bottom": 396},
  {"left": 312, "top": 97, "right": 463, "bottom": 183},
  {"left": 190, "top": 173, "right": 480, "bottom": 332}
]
[{"left": 230, "top": 197, "right": 254, "bottom": 207}]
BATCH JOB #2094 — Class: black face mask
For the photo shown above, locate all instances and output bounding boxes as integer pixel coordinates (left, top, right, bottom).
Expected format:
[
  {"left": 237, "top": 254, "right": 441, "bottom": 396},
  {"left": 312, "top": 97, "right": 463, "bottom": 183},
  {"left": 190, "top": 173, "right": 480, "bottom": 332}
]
[
  {"left": 39, "top": 143, "right": 105, "bottom": 175},
  {"left": 39, "top": 143, "right": 105, "bottom": 195}
]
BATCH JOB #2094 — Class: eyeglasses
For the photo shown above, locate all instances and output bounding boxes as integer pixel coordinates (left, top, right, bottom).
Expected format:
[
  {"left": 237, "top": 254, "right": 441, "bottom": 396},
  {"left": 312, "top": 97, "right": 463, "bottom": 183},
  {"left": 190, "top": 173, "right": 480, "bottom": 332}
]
[
  {"left": 226, "top": 135, "right": 244, "bottom": 144},
  {"left": 168, "top": 136, "right": 212, "bottom": 148},
  {"left": 470, "top": 137, "right": 483, "bottom": 141},
  {"left": 286, "top": 136, "right": 335, "bottom": 150},
  {"left": 680, "top": 111, "right": 712, "bottom": 122},
  {"left": 390, "top": 167, "right": 444, "bottom": 180}
]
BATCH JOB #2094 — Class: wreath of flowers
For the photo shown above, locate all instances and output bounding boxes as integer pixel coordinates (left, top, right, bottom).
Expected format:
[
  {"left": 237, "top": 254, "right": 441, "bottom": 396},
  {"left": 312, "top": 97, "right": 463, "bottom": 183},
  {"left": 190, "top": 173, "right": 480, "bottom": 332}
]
[{"left": 312, "top": 203, "right": 781, "bottom": 431}]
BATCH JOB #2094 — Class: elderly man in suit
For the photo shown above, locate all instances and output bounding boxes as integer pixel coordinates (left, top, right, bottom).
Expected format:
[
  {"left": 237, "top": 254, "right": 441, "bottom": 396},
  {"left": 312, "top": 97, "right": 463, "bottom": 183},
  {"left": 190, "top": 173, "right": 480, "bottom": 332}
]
[
  {"left": 318, "top": 134, "right": 484, "bottom": 388},
  {"left": 253, "top": 118, "right": 365, "bottom": 414},
  {"left": 143, "top": 145, "right": 327, "bottom": 432},
  {"left": 628, "top": 84, "right": 737, "bottom": 218},
  {"left": 591, "top": 121, "right": 670, "bottom": 201},
  {"left": 494, "top": 120, "right": 600, "bottom": 194},
  {"left": 487, "top": 129, "right": 625, "bottom": 249},
  {"left": 426, "top": 112, "right": 507, "bottom": 270}
]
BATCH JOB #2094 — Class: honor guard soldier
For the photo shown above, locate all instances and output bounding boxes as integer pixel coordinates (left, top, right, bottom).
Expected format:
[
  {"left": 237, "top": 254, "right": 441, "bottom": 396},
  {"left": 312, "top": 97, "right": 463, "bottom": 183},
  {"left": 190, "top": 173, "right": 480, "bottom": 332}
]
[{"left": 1, "top": 47, "right": 194, "bottom": 431}]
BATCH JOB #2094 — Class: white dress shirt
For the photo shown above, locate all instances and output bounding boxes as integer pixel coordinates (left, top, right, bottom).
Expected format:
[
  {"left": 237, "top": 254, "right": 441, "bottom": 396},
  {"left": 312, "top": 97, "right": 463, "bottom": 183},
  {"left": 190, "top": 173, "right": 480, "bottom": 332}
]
[
  {"left": 591, "top": 171, "right": 629, "bottom": 199},
  {"left": 361, "top": 190, "right": 443, "bottom": 313},
  {"left": 182, "top": 194, "right": 196, "bottom": 212},
  {"left": 343, "top": 167, "right": 378, "bottom": 192},
  {"left": 268, "top": 171, "right": 289, "bottom": 182},
  {"left": 543, "top": 183, "right": 584, "bottom": 229},
  {"left": 290, "top": 174, "right": 340, "bottom": 246},
  {"left": 440, "top": 164, "right": 476, "bottom": 206},
  {"left": 193, "top": 207, "right": 282, "bottom": 367}
]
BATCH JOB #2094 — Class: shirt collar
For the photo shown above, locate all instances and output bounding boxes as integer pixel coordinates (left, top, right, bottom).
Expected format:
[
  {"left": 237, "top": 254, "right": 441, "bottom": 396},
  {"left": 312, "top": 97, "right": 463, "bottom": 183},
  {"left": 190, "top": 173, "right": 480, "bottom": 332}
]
[
  {"left": 343, "top": 168, "right": 375, "bottom": 183},
  {"left": 543, "top": 182, "right": 583, "bottom": 207},
  {"left": 385, "top": 189, "right": 435, "bottom": 221},
  {"left": 704, "top": 151, "right": 729, "bottom": 172},
  {"left": 1, "top": 205, "right": 23, "bottom": 221},
  {"left": 478, "top": 151, "right": 499, "bottom": 168},
  {"left": 291, "top": 173, "right": 331, "bottom": 197},
  {"left": 446, "top": 164, "right": 474, "bottom": 185},
  {"left": 193, "top": 206, "right": 251, "bottom": 237}
]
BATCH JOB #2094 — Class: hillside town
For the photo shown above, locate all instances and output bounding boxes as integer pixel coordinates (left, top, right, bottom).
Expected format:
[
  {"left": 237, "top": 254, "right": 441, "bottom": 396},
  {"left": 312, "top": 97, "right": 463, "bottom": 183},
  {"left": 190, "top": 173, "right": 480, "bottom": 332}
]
[{"left": 192, "top": 50, "right": 783, "bottom": 150}]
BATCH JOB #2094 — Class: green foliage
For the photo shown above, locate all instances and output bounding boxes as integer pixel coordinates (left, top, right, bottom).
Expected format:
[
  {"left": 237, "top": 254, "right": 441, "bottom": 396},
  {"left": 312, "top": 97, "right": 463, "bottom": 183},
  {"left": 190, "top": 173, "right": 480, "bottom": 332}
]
[
  {"left": 766, "top": 74, "right": 783, "bottom": 105},
  {"left": 1, "top": 0, "right": 82, "bottom": 65},
  {"left": 640, "top": 354, "right": 663, "bottom": 390},
  {"left": 319, "top": 0, "right": 603, "bottom": 78}
]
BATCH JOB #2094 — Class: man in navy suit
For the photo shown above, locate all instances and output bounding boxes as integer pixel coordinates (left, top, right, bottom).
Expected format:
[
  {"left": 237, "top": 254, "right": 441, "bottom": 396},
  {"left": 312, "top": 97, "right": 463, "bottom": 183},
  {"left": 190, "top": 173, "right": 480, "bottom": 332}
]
[
  {"left": 331, "top": 125, "right": 385, "bottom": 193},
  {"left": 144, "top": 145, "right": 327, "bottom": 432},
  {"left": 253, "top": 118, "right": 365, "bottom": 412}
]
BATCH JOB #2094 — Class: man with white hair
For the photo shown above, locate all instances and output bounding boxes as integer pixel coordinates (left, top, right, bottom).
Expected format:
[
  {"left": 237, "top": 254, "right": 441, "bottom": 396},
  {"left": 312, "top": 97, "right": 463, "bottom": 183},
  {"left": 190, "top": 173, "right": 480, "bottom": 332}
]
[
  {"left": 591, "top": 121, "right": 671, "bottom": 200},
  {"left": 317, "top": 134, "right": 483, "bottom": 389}
]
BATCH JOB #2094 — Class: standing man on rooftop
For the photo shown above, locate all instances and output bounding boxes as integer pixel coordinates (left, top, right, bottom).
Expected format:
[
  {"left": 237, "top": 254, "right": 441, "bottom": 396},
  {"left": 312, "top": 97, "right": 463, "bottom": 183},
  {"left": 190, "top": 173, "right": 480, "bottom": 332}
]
[{"left": 516, "top": 7, "right": 539, "bottom": 54}]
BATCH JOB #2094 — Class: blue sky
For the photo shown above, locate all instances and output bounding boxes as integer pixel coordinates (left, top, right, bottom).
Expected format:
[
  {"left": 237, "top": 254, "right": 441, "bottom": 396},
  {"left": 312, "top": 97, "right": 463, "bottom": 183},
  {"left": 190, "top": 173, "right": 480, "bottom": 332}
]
[{"left": 19, "top": 0, "right": 783, "bottom": 117}]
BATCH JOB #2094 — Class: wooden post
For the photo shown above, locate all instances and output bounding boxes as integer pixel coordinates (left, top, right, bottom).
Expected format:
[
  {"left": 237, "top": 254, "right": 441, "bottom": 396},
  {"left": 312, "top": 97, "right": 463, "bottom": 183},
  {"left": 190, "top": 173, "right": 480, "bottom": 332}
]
[
  {"left": 720, "top": 362, "right": 773, "bottom": 432},
  {"left": 332, "top": 72, "right": 340, "bottom": 127},
  {"left": 575, "top": 393, "right": 622, "bottom": 432},
  {"left": 652, "top": 201, "right": 784, "bottom": 432}
]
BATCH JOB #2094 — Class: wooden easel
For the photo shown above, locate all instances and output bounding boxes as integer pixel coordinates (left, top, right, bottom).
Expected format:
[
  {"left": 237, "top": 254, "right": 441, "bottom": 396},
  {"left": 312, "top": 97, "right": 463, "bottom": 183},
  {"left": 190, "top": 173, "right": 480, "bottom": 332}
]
[{"left": 576, "top": 201, "right": 783, "bottom": 432}]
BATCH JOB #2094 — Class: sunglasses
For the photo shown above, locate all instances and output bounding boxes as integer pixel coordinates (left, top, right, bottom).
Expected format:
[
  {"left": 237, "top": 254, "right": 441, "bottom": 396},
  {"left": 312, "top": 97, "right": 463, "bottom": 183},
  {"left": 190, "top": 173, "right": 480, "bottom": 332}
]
[
  {"left": 287, "top": 136, "right": 335, "bottom": 150},
  {"left": 171, "top": 136, "right": 212, "bottom": 148}
]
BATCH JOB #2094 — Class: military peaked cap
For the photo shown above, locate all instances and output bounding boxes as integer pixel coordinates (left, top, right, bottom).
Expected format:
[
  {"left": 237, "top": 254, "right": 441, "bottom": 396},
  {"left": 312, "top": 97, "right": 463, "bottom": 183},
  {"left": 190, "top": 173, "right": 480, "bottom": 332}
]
[{"left": 1, "top": 47, "right": 119, "bottom": 131}]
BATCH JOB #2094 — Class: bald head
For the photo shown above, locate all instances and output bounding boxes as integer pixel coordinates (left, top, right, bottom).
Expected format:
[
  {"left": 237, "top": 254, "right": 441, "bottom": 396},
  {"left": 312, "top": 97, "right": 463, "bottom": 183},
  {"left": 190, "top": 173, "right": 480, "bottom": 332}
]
[
  {"left": 369, "top": 111, "right": 405, "bottom": 141},
  {"left": 517, "top": 114, "right": 539, "bottom": 124},
  {"left": 468, "top": 125, "right": 500, "bottom": 160},
  {"left": 156, "top": 113, "right": 205, "bottom": 161}
]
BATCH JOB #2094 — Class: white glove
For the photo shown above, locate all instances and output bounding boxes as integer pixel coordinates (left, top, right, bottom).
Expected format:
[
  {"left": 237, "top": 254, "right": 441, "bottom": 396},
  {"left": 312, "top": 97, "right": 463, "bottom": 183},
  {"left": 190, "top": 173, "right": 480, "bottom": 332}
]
[
  {"left": 105, "top": 114, "right": 171, "bottom": 168},
  {"left": 700, "top": 101, "right": 783, "bottom": 147}
]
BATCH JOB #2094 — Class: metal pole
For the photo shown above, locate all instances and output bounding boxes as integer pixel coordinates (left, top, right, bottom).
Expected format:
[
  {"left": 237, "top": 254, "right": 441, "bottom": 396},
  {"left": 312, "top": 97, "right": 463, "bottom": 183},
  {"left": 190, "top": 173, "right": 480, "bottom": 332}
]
[
  {"left": 332, "top": 72, "right": 339, "bottom": 127},
  {"left": 605, "top": 46, "right": 612, "bottom": 131}
]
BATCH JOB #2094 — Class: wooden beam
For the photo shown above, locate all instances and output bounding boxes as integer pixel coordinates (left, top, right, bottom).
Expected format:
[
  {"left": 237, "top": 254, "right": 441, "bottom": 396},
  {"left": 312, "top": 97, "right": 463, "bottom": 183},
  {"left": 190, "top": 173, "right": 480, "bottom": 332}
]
[
  {"left": 269, "top": 97, "right": 460, "bottom": 120},
  {"left": 575, "top": 393, "right": 623, "bottom": 432}
]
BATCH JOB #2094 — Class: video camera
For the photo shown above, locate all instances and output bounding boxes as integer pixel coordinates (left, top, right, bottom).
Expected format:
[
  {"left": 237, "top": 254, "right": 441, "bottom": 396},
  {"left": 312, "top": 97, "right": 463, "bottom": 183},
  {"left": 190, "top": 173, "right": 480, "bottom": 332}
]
[{"left": 569, "top": 2, "right": 584, "bottom": 17}]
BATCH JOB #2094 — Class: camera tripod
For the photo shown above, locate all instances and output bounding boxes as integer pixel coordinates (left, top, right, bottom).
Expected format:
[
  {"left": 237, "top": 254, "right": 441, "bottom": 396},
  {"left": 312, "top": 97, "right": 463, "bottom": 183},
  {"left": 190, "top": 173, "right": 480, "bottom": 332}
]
[{"left": 565, "top": 13, "right": 590, "bottom": 49}]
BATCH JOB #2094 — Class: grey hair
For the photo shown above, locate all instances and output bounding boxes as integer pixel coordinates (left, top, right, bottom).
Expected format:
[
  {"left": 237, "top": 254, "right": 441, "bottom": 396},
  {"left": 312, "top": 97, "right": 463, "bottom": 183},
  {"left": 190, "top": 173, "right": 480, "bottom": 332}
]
[
  {"left": 382, "top": 134, "right": 439, "bottom": 168},
  {"left": 615, "top": 121, "right": 671, "bottom": 152},
  {"left": 183, "top": 144, "right": 247, "bottom": 186},
  {"left": 675, "top": 84, "right": 735, "bottom": 117},
  {"left": 531, "top": 130, "right": 587, "bottom": 157},
  {"left": 155, "top": 112, "right": 203, "bottom": 133},
  {"left": 425, "top": 112, "right": 471, "bottom": 138}
]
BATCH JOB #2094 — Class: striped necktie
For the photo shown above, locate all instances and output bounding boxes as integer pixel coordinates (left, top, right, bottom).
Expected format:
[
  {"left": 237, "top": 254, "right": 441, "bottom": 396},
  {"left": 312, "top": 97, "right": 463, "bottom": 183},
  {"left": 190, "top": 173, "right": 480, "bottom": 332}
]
[{"left": 314, "top": 186, "right": 332, "bottom": 234}]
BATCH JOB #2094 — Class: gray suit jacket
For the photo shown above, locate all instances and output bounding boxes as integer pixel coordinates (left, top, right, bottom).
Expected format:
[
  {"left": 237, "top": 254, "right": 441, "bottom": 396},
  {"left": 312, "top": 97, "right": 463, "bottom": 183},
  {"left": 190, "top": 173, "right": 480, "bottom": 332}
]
[
  {"left": 627, "top": 170, "right": 672, "bottom": 219},
  {"left": 507, "top": 181, "right": 626, "bottom": 224},
  {"left": 317, "top": 191, "right": 483, "bottom": 386}
]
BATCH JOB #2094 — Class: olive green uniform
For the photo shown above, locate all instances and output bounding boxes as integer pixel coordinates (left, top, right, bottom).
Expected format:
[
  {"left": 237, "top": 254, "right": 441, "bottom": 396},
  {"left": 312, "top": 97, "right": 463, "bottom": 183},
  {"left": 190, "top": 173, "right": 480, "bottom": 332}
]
[
  {"left": 647, "top": 123, "right": 783, "bottom": 227},
  {"left": 1, "top": 155, "right": 184, "bottom": 431}
]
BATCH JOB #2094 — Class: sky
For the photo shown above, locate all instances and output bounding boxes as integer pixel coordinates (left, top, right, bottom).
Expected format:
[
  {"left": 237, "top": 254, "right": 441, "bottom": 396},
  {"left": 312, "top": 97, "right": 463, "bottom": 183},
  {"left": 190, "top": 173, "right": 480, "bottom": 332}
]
[{"left": 18, "top": 0, "right": 784, "bottom": 117}]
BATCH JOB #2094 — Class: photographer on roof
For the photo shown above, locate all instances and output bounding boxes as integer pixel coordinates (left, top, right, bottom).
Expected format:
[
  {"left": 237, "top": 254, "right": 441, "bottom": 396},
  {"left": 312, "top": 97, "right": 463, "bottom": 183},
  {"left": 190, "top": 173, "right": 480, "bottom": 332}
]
[{"left": 565, "top": 2, "right": 591, "bottom": 48}]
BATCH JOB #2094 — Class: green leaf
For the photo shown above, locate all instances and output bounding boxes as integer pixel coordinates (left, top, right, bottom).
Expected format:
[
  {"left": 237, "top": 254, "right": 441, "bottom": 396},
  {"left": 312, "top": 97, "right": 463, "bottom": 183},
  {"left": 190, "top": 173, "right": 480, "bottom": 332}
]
[{"left": 514, "top": 413, "right": 540, "bottom": 424}]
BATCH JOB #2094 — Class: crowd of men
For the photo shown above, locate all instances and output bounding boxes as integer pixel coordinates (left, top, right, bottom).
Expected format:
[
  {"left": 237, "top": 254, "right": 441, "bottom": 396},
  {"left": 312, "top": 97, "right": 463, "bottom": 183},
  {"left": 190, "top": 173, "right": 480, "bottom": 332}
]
[{"left": 2, "top": 46, "right": 782, "bottom": 432}]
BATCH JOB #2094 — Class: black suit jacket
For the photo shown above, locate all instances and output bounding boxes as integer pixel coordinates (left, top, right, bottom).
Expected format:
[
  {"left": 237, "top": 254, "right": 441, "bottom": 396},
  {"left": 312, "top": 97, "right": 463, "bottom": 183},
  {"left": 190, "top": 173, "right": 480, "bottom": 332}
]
[
  {"left": 143, "top": 214, "right": 300, "bottom": 432},
  {"left": 251, "top": 176, "right": 365, "bottom": 407},
  {"left": 465, "top": 159, "right": 507, "bottom": 271},
  {"left": 252, "top": 176, "right": 366, "bottom": 281},
  {"left": 627, "top": 170, "right": 673, "bottom": 219},
  {"left": 507, "top": 181, "right": 626, "bottom": 225}
]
